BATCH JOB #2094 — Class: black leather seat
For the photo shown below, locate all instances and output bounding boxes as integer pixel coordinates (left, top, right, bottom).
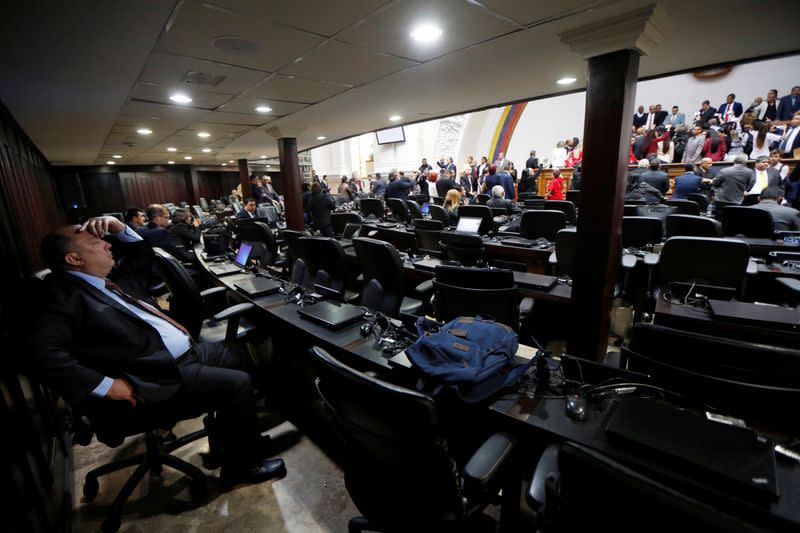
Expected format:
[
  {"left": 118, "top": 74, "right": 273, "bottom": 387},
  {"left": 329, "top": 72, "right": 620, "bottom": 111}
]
[
  {"left": 544, "top": 200, "right": 576, "bottom": 225},
  {"left": 153, "top": 248, "right": 257, "bottom": 344},
  {"left": 299, "top": 236, "right": 354, "bottom": 300},
  {"left": 309, "top": 346, "right": 518, "bottom": 533},
  {"left": 428, "top": 203, "right": 450, "bottom": 227},
  {"left": 721, "top": 206, "right": 774, "bottom": 238},
  {"left": 439, "top": 232, "right": 485, "bottom": 266},
  {"left": 549, "top": 228, "right": 578, "bottom": 277},
  {"left": 665, "top": 214, "right": 722, "bottom": 238},
  {"left": 665, "top": 198, "right": 701, "bottom": 215},
  {"left": 622, "top": 216, "right": 663, "bottom": 248},
  {"left": 331, "top": 212, "right": 364, "bottom": 237},
  {"left": 457, "top": 205, "right": 494, "bottom": 235},
  {"left": 414, "top": 228, "right": 443, "bottom": 256},
  {"left": 406, "top": 200, "right": 423, "bottom": 219},
  {"left": 686, "top": 193, "right": 709, "bottom": 212},
  {"left": 359, "top": 198, "right": 384, "bottom": 219},
  {"left": 281, "top": 229, "right": 314, "bottom": 288},
  {"left": 352, "top": 237, "right": 422, "bottom": 317},
  {"left": 524, "top": 199, "right": 546, "bottom": 210},
  {"left": 386, "top": 198, "right": 411, "bottom": 223},
  {"left": 565, "top": 190, "right": 580, "bottom": 207},
  {"left": 519, "top": 210, "right": 566, "bottom": 241},
  {"left": 412, "top": 218, "right": 444, "bottom": 230},
  {"left": 235, "top": 221, "right": 285, "bottom": 267},
  {"left": 474, "top": 193, "right": 491, "bottom": 205}
]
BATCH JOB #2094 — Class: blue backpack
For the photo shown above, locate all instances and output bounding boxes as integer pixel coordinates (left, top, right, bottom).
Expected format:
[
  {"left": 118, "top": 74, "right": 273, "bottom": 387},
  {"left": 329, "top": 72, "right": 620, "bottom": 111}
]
[{"left": 405, "top": 316, "right": 535, "bottom": 403}]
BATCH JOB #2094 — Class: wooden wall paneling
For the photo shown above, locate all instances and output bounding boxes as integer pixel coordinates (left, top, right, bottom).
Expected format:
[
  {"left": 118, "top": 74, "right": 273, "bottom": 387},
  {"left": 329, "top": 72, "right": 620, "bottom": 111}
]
[{"left": 79, "top": 172, "right": 125, "bottom": 216}]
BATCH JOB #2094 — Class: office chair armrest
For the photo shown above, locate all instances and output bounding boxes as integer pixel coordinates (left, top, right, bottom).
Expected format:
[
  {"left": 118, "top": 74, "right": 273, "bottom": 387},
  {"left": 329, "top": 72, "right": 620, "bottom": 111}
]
[
  {"left": 463, "top": 431, "right": 518, "bottom": 490},
  {"left": 548, "top": 252, "right": 557, "bottom": 265},
  {"left": 620, "top": 254, "right": 637, "bottom": 270},
  {"left": 776, "top": 277, "right": 800, "bottom": 296},
  {"left": 746, "top": 259, "right": 758, "bottom": 275},
  {"left": 212, "top": 302, "right": 255, "bottom": 322},
  {"left": 200, "top": 286, "right": 228, "bottom": 300},
  {"left": 643, "top": 252, "right": 659, "bottom": 267},
  {"left": 147, "top": 281, "right": 166, "bottom": 296},
  {"left": 414, "top": 279, "right": 434, "bottom": 298},
  {"left": 527, "top": 444, "right": 560, "bottom": 511},
  {"left": 604, "top": 351, "right": 622, "bottom": 368},
  {"left": 519, "top": 297, "right": 534, "bottom": 315}
]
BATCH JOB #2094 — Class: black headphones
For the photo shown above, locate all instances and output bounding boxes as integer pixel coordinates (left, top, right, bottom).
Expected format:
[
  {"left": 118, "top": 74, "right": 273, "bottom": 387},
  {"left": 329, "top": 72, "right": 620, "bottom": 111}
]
[{"left": 360, "top": 312, "right": 389, "bottom": 337}]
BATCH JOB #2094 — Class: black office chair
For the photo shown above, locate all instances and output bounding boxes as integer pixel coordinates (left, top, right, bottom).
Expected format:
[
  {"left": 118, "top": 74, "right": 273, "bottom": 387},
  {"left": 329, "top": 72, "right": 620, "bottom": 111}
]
[
  {"left": 352, "top": 237, "right": 422, "bottom": 317},
  {"left": 432, "top": 265, "right": 522, "bottom": 330},
  {"left": 565, "top": 190, "right": 581, "bottom": 207},
  {"left": 386, "top": 198, "right": 411, "bottom": 223},
  {"left": 234, "top": 221, "right": 285, "bottom": 267},
  {"left": 544, "top": 200, "right": 576, "bottom": 225},
  {"left": 431, "top": 196, "right": 445, "bottom": 205},
  {"left": 412, "top": 218, "right": 444, "bottom": 230},
  {"left": 523, "top": 199, "right": 546, "bottom": 210},
  {"left": 428, "top": 204, "right": 450, "bottom": 227},
  {"left": 741, "top": 193, "right": 760, "bottom": 206},
  {"left": 152, "top": 248, "right": 257, "bottom": 343},
  {"left": 625, "top": 199, "right": 647, "bottom": 206},
  {"left": 721, "top": 206, "right": 774, "bottom": 238},
  {"left": 622, "top": 216, "right": 663, "bottom": 248},
  {"left": 519, "top": 210, "right": 566, "bottom": 241},
  {"left": 548, "top": 229, "right": 578, "bottom": 277},
  {"left": 686, "top": 193, "right": 710, "bottom": 212},
  {"left": 623, "top": 204, "right": 639, "bottom": 216},
  {"left": 199, "top": 197, "right": 209, "bottom": 211},
  {"left": 406, "top": 200, "right": 423, "bottom": 220},
  {"left": 711, "top": 200, "right": 737, "bottom": 220},
  {"left": 414, "top": 228, "right": 443, "bottom": 256},
  {"left": 331, "top": 212, "right": 364, "bottom": 237},
  {"left": 665, "top": 214, "right": 722, "bottom": 238},
  {"left": 457, "top": 205, "right": 494, "bottom": 235},
  {"left": 309, "top": 346, "right": 518, "bottom": 533},
  {"left": 490, "top": 207, "right": 508, "bottom": 217},
  {"left": 299, "top": 236, "right": 352, "bottom": 299},
  {"left": 439, "top": 232, "right": 486, "bottom": 266},
  {"left": 528, "top": 441, "right": 756, "bottom": 532},
  {"left": 283, "top": 230, "right": 314, "bottom": 289},
  {"left": 665, "top": 198, "right": 701, "bottom": 216},
  {"left": 360, "top": 197, "right": 384, "bottom": 219},
  {"left": 474, "top": 193, "right": 491, "bottom": 205},
  {"left": 191, "top": 205, "right": 204, "bottom": 219}
]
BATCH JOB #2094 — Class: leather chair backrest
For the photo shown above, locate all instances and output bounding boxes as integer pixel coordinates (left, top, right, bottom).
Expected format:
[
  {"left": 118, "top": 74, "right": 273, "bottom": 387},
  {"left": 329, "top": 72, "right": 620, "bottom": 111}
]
[
  {"left": 622, "top": 216, "right": 663, "bottom": 248},
  {"left": 152, "top": 247, "right": 204, "bottom": 338},
  {"left": 553, "top": 228, "right": 578, "bottom": 277},
  {"left": 414, "top": 228, "right": 443, "bottom": 254},
  {"left": 352, "top": 237, "right": 405, "bottom": 316},
  {"left": 657, "top": 236, "right": 749, "bottom": 293},
  {"left": 457, "top": 205, "right": 493, "bottom": 235},
  {"left": 360, "top": 198, "right": 384, "bottom": 219},
  {"left": 685, "top": 193, "right": 709, "bottom": 212},
  {"left": 524, "top": 199, "right": 546, "bottom": 210},
  {"left": 412, "top": 218, "right": 444, "bottom": 230},
  {"left": 519, "top": 210, "right": 567, "bottom": 241},
  {"left": 565, "top": 190, "right": 581, "bottom": 207},
  {"left": 432, "top": 265, "right": 518, "bottom": 329},
  {"left": 721, "top": 206, "right": 774, "bottom": 238},
  {"left": 386, "top": 198, "right": 410, "bottom": 223},
  {"left": 235, "top": 221, "right": 278, "bottom": 265},
  {"left": 544, "top": 200, "right": 577, "bottom": 225},
  {"left": 406, "top": 200, "right": 423, "bottom": 219},
  {"left": 474, "top": 194, "right": 491, "bottom": 205},
  {"left": 300, "top": 236, "right": 347, "bottom": 295},
  {"left": 439, "top": 232, "right": 485, "bottom": 266},
  {"left": 428, "top": 204, "right": 450, "bottom": 226},
  {"left": 331, "top": 212, "right": 363, "bottom": 236},
  {"left": 665, "top": 214, "right": 722, "bottom": 239},
  {"left": 665, "top": 199, "right": 701, "bottom": 216}
]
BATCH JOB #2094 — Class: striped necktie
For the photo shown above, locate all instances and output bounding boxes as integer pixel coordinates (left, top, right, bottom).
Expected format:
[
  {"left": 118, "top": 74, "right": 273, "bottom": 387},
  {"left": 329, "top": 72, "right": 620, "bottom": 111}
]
[{"left": 105, "top": 279, "right": 192, "bottom": 338}]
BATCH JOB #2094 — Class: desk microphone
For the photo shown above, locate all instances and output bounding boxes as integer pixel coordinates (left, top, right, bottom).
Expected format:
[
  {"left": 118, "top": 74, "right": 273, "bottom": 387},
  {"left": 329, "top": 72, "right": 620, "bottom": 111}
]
[{"left": 535, "top": 353, "right": 551, "bottom": 383}]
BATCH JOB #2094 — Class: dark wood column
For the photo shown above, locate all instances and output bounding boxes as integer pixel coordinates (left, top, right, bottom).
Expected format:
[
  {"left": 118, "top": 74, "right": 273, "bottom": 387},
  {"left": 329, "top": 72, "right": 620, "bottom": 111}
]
[
  {"left": 185, "top": 167, "right": 200, "bottom": 205},
  {"left": 237, "top": 158, "right": 250, "bottom": 198},
  {"left": 276, "top": 137, "right": 304, "bottom": 231},
  {"left": 569, "top": 49, "right": 640, "bottom": 361}
]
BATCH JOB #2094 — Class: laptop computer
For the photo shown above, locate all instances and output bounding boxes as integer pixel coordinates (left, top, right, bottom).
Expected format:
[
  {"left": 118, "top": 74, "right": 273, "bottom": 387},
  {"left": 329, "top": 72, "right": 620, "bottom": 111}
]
[
  {"left": 234, "top": 276, "right": 283, "bottom": 298},
  {"left": 421, "top": 202, "right": 430, "bottom": 215},
  {"left": 707, "top": 299, "right": 800, "bottom": 330},
  {"left": 340, "top": 223, "right": 361, "bottom": 247},
  {"left": 297, "top": 301, "right": 365, "bottom": 330},
  {"left": 455, "top": 216, "right": 482, "bottom": 235},
  {"left": 605, "top": 398, "right": 779, "bottom": 502},
  {"left": 208, "top": 242, "right": 252, "bottom": 276}
]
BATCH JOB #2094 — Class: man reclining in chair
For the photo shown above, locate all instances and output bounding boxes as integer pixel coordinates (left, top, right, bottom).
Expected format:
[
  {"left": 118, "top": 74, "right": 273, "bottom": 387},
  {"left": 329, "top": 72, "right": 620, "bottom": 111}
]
[{"left": 29, "top": 215, "right": 285, "bottom": 484}]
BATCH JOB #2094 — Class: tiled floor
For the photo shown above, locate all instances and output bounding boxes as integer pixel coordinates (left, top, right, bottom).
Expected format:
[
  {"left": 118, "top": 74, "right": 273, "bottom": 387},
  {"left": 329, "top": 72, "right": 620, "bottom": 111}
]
[{"left": 73, "top": 413, "right": 360, "bottom": 532}]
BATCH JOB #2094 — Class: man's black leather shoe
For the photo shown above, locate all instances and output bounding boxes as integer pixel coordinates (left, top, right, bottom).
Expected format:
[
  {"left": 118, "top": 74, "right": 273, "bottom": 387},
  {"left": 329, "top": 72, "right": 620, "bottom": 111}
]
[{"left": 221, "top": 458, "right": 286, "bottom": 485}]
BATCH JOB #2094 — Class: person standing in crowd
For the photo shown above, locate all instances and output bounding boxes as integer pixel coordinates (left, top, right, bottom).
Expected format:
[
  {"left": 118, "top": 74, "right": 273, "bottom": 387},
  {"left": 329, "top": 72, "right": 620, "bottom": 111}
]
[
  {"left": 769, "top": 149, "right": 790, "bottom": 181},
  {"left": 551, "top": 141, "right": 567, "bottom": 168},
  {"left": 321, "top": 175, "right": 330, "bottom": 194},
  {"left": 672, "top": 163, "right": 710, "bottom": 199},
  {"left": 663, "top": 106, "right": 685, "bottom": 129},
  {"left": 371, "top": 172, "right": 387, "bottom": 198},
  {"left": 779, "top": 112, "right": 800, "bottom": 157},
  {"left": 520, "top": 164, "right": 541, "bottom": 194},
  {"left": 419, "top": 158, "right": 432, "bottom": 173},
  {"left": 717, "top": 93, "right": 743, "bottom": 124},
  {"left": 459, "top": 167, "right": 474, "bottom": 196},
  {"left": 746, "top": 156, "right": 782, "bottom": 196},
  {"left": 633, "top": 105, "right": 647, "bottom": 128},
  {"left": 385, "top": 170, "right": 415, "bottom": 202},
  {"left": 477, "top": 156, "right": 488, "bottom": 181},
  {"left": 702, "top": 127, "right": 727, "bottom": 161},
  {"left": 565, "top": 143, "right": 583, "bottom": 168},
  {"left": 436, "top": 169, "right": 458, "bottom": 197},
  {"left": 696, "top": 100, "right": 717, "bottom": 124},
  {"left": 507, "top": 161, "right": 518, "bottom": 181},
  {"left": 525, "top": 150, "right": 538, "bottom": 172},
  {"left": 301, "top": 183, "right": 312, "bottom": 224},
  {"left": 307, "top": 183, "right": 336, "bottom": 237},
  {"left": 713, "top": 154, "right": 753, "bottom": 205},
  {"left": 546, "top": 169, "right": 565, "bottom": 200},
  {"left": 671, "top": 125, "right": 690, "bottom": 163},
  {"left": 632, "top": 127, "right": 647, "bottom": 160},
  {"left": 682, "top": 125, "right": 707, "bottom": 163},
  {"left": 750, "top": 121, "right": 783, "bottom": 160},
  {"left": 777, "top": 86, "right": 800, "bottom": 121},
  {"left": 494, "top": 151, "right": 510, "bottom": 171},
  {"left": 569, "top": 162, "right": 582, "bottom": 191},
  {"left": 644, "top": 127, "right": 670, "bottom": 158},
  {"left": 764, "top": 89, "right": 779, "bottom": 122},
  {"left": 749, "top": 96, "right": 767, "bottom": 121},
  {"left": 653, "top": 104, "right": 668, "bottom": 126}
]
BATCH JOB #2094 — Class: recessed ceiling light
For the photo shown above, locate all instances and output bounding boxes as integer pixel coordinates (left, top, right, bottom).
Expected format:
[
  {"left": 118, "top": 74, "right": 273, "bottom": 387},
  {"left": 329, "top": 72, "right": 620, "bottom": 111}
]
[
  {"left": 112, "top": 154, "right": 122, "bottom": 159},
  {"left": 228, "top": 160, "right": 234, "bottom": 163},
  {"left": 106, "top": 161, "right": 115, "bottom": 165},
  {"left": 260, "top": 155, "right": 267, "bottom": 159},
  {"left": 184, "top": 156, "right": 192, "bottom": 160},
  {"left": 266, "top": 165, "right": 271, "bottom": 168},
  {"left": 197, "top": 132, "right": 211, "bottom": 138},
  {"left": 255, "top": 106, "right": 272, "bottom": 113},
  {"left": 388, "top": 115, "right": 402, "bottom": 122},
  {"left": 556, "top": 76, "right": 577, "bottom": 85},
  {"left": 222, "top": 163, "right": 227, "bottom": 166},
  {"left": 169, "top": 93, "right": 192, "bottom": 104},
  {"left": 137, "top": 128, "right": 152, "bottom": 135},
  {"left": 202, "top": 148, "right": 212, "bottom": 153},
  {"left": 168, "top": 160, "right": 175, "bottom": 164},
  {"left": 410, "top": 24, "right": 442, "bottom": 43},
  {"left": 167, "top": 147, "right": 177, "bottom": 152},
  {"left": 316, "top": 135, "right": 327, "bottom": 140}
]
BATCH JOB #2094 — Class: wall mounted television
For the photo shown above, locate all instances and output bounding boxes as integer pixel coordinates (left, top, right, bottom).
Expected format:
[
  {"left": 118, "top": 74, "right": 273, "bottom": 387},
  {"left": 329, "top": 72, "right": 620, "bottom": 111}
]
[{"left": 375, "top": 126, "right": 405, "bottom": 145}]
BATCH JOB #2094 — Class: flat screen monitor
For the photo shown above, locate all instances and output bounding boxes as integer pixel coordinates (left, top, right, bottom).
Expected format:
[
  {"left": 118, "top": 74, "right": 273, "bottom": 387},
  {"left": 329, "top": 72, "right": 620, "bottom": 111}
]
[
  {"left": 234, "top": 242, "right": 253, "bottom": 267},
  {"left": 421, "top": 202, "right": 430, "bottom": 215},
  {"left": 375, "top": 126, "right": 405, "bottom": 145},
  {"left": 455, "top": 217, "right": 482, "bottom": 235}
]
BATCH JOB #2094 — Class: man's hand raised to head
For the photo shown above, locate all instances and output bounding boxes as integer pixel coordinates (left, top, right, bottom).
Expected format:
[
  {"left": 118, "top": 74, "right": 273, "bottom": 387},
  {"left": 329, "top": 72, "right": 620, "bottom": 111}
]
[{"left": 79, "top": 216, "right": 125, "bottom": 239}]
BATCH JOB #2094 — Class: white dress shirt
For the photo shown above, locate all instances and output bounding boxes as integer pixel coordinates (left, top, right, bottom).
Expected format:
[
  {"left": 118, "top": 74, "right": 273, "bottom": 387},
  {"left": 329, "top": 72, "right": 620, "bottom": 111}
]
[{"left": 747, "top": 169, "right": 770, "bottom": 195}]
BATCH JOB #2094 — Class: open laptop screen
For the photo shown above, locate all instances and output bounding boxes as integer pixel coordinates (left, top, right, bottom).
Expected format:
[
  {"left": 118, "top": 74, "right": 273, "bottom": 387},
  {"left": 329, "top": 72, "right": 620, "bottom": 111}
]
[
  {"left": 456, "top": 216, "right": 482, "bottom": 235},
  {"left": 421, "top": 202, "right": 430, "bottom": 215},
  {"left": 234, "top": 242, "right": 253, "bottom": 267}
]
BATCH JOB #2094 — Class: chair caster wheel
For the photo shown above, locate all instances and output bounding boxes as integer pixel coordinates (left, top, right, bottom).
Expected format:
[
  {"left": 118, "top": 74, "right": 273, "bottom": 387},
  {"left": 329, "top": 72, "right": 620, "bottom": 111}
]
[
  {"left": 83, "top": 478, "right": 99, "bottom": 502},
  {"left": 190, "top": 479, "right": 208, "bottom": 502}
]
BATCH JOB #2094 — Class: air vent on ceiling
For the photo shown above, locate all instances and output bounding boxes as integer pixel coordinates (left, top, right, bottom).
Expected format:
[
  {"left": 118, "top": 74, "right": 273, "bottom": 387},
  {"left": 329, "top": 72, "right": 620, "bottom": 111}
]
[
  {"left": 181, "top": 71, "right": 226, "bottom": 87},
  {"left": 212, "top": 36, "right": 260, "bottom": 54}
]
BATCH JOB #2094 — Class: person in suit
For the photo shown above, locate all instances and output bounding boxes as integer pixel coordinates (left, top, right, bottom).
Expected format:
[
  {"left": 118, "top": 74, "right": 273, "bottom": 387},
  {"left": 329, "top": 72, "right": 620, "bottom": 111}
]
[
  {"left": 137, "top": 204, "right": 193, "bottom": 261},
  {"left": 249, "top": 174, "right": 266, "bottom": 204},
  {"left": 746, "top": 156, "right": 782, "bottom": 195},
  {"left": 717, "top": 93, "right": 743, "bottom": 123},
  {"left": 663, "top": 106, "right": 685, "bottom": 129},
  {"left": 167, "top": 209, "right": 200, "bottom": 262},
  {"left": 435, "top": 169, "right": 458, "bottom": 197},
  {"left": 307, "top": 182, "right": 336, "bottom": 237},
  {"left": 639, "top": 159, "right": 670, "bottom": 194},
  {"left": 444, "top": 156, "right": 457, "bottom": 177},
  {"left": 486, "top": 185, "right": 514, "bottom": 214},
  {"left": 713, "top": 155, "right": 754, "bottom": 205},
  {"left": 672, "top": 163, "right": 711, "bottom": 199},
  {"left": 525, "top": 150, "right": 538, "bottom": 172},
  {"left": 681, "top": 125, "right": 707, "bottom": 163},
  {"left": 653, "top": 104, "right": 668, "bottom": 126},
  {"left": 633, "top": 105, "right": 647, "bottom": 128},
  {"left": 779, "top": 112, "right": 800, "bottom": 157},
  {"left": 370, "top": 172, "right": 387, "bottom": 198},
  {"left": 764, "top": 89, "right": 779, "bottom": 122},
  {"left": 31, "top": 215, "right": 286, "bottom": 484},
  {"left": 694, "top": 157, "right": 715, "bottom": 181},
  {"left": 697, "top": 100, "right": 717, "bottom": 125},
  {"left": 236, "top": 198, "right": 257, "bottom": 220},
  {"left": 752, "top": 186, "right": 800, "bottom": 231},
  {"left": 124, "top": 207, "right": 145, "bottom": 230},
  {"left": 459, "top": 167, "right": 475, "bottom": 196},
  {"left": 384, "top": 171, "right": 415, "bottom": 202},
  {"left": 494, "top": 151, "right": 510, "bottom": 171},
  {"left": 419, "top": 158, "right": 432, "bottom": 173},
  {"left": 777, "top": 86, "right": 800, "bottom": 121}
]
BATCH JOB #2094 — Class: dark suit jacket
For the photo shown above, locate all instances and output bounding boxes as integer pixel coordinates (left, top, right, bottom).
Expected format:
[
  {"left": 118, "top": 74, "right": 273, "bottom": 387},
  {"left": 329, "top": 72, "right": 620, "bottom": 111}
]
[
  {"left": 653, "top": 111, "right": 668, "bottom": 126},
  {"left": 307, "top": 192, "right": 335, "bottom": 228},
  {"left": 385, "top": 178, "right": 414, "bottom": 201},
  {"left": 778, "top": 95, "right": 800, "bottom": 121},
  {"left": 236, "top": 210, "right": 255, "bottom": 220},
  {"left": 525, "top": 157, "right": 539, "bottom": 170},
  {"left": 639, "top": 170, "right": 670, "bottom": 194},
  {"left": 167, "top": 222, "right": 200, "bottom": 262},
  {"left": 137, "top": 222, "right": 189, "bottom": 262},
  {"left": 713, "top": 164, "right": 754, "bottom": 204},
  {"left": 29, "top": 272, "right": 183, "bottom": 408},
  {"left": 633, "top": 113, "right": 647, "bottom": 128},
  {"left": 698, "top": 107, "right": 717, "bottom": 124},
  {"left": 436, "top": 176, "right": 458, "bottom": 197},
  {"left": 717, "top": 102, "right": 743, "bottom": 120},
  {"left": 486, "top": 197, "right": 514, "bottom": 214},
  {"left": 459, "top": 175, "right": 474, "bottom": 194}
]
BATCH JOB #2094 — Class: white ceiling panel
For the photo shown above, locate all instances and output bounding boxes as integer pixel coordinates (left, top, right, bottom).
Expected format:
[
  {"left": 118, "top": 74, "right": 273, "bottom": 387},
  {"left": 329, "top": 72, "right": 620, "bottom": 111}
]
[
  {"left": 217, "top": 96, "right": 308, "bottom": 116},
  {"left": 139, "top": 51, "right": 270, "bottom": 94},
  {"left": 116, "top": 101, "right": 212, "bottom": 130},
  {"left": 130, "top": 82, "right": 234, "bottom": 109},
  {"left": 207, "top": 110, "right": 277, "bottom": 126},
  {"left": 334, "top": 0, "right": 520, "bottom": 62},
  {"left": 245, "top": 74, "right": 352, "bottom": 104},
  {"left": 280, "top": 39, "right": 417, "bottom": 86},
  {"left": 477, "top": 0, "right": 612, "bottom": 27},
  {"left": 156, "top": 0, "right": 325, "bottom": 72}
]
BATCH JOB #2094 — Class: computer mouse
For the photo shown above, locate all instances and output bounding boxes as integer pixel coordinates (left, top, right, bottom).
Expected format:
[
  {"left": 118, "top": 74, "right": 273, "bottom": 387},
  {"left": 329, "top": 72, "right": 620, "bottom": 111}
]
[
  {"left": 360, "top": 322, "right": 374, "bottom": 337},
  {"left": 565, "top": 394, "right": 588, "bottom": 421}
]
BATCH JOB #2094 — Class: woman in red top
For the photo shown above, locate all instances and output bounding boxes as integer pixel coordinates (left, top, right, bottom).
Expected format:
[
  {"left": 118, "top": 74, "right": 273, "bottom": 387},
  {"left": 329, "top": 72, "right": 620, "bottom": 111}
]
[
  {"left": 701, "top": 129, "right": 727, "bottom": 161},
  {"left": 644, "top": 127, "right": 670, "bottom": 157},
  {"left": 546, "top": 169, "right": 565, "bottom": 200}
]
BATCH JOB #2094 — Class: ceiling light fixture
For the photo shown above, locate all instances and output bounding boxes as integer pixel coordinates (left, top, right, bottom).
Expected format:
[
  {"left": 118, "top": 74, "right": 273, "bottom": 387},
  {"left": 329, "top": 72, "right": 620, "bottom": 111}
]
[
  {"left": 167, "top": 147, "right": 177, "bottom": 152},
  {"left": 197, "top": 132, "right": 211, "bottom": 138},
  {"left": 184, "top": 156, "right": 192, "bottom": 160},
  {"left": 388, "top": 115, "right": 402, "bottom": 122},
  {"left": 137, "top": 128, "right": 152, "bottom": 135},
  {"left": 106, "top": 161, "right": 116, "bottom": 165},
  {"left": 222, "top": 163, "right": 227, "bottom": 166},
  {"left": 202, "top": 148, "right": 212, "bottom": 153},
  {"left": 112, "top": 154, "right": 122, "bottom": 159},
  {"left": 316, "top": 135, "right": 327, "bottom": 140},
  {"left": 410, "top": 24, "right": 442, "bottom": 43},
  {"left": 168, "top": 160, "right": 175, "bottom": 164},
  {"left": 255, "top": 106, "right": 272, "bottom": 113},
  {"left": 556, "top": 76, "right": 577, "bottom": 85},
  {"left": 228, "top": 160, "right": 234, "bottom": 163},
  {"left": 260, "top": 155, "right": 267, "bottom": 159},
  {"left": 169, "top": 93, "right": 192, "bottom": 104}
]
